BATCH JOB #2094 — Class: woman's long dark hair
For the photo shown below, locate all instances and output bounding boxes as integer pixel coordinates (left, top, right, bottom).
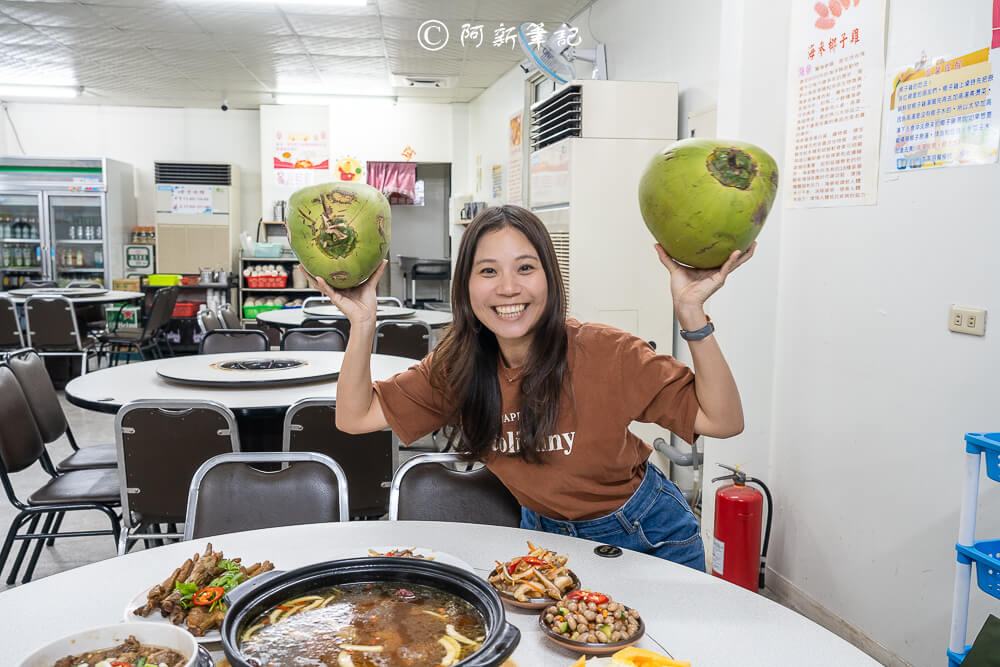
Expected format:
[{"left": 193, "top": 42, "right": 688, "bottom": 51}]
[{"left": 430, "top": 205, "right": 568, "bottom": 463}]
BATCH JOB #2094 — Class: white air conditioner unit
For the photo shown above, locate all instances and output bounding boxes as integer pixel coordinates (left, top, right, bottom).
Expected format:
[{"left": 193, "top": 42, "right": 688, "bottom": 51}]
[
  {"left": 153, "top": 162, "right": 241, "bottom": 274},
  {"left": 528, "top": 79, "right": 678, "bottom": 346}
]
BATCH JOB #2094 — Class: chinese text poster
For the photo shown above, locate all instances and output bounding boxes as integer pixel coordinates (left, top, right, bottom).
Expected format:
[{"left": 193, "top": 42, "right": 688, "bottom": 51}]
[
  {"left": 508, "top": 111, "right": 524, "bottom": 205},
  {"left": 784, "top": 0, "right": 887, "bottom": 207},
  {"left": 882, "top": 48, "right": 999, "bottom": 172}
]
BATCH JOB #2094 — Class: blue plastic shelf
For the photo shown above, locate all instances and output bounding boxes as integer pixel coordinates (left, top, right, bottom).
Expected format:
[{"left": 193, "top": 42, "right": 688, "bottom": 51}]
[
  {"left": 956, "top": 540, "right": 1000, "bottom": 599},
  {"left": 965, "top": 433, "right": 1000, "bottom": 482}
]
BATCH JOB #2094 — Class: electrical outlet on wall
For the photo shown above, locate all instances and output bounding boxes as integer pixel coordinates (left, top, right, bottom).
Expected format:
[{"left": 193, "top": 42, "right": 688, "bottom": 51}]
[{"left": 948, "top": 305, "right": 986, "bottom": 336}]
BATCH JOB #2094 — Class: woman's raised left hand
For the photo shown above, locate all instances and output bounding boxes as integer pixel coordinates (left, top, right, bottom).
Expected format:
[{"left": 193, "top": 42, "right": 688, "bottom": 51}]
[{"left": 655, "top": 242, "right": 756, "bottom": 313}]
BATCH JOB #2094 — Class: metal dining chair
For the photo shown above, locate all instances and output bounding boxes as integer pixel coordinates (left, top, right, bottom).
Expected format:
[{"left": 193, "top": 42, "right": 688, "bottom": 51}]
[
  {"left": 21, "top": 280, "right": 57, "bottom": 289},
  {"left": 183, "top": 452, "right": 349, "bottom": 540},
  {"left": 280, "top": 327, "right": 346, "bottom": 352},
  {"left": 66, "top": 281, "right": 103, "bottom": 288},
  {"left": 199, "top": 329, "right": 269, "bottom": 354},
  {"left": 388, "top": 452, "right": 522, "bottom": 527},
  {"left": 283, "top": 398, "right": 394, "bottom": 519},
  {"left": 6, "top": 348, "right": 117, "bottom": 472},
  {"left": 373, "top": 319, "right": 431, "bottom": 359},
  {"left": 115, "top": 399, "right": 240, "bottom": 554},
  {"left": 377, "top": 296, "right": 403, "bottom": 307},
  {"left": 217, "top": 304, "right": 241, "bottom": 329},
  {"left": 24, "top": 295, "right": 97, "bottom": 375},
  {"left": 0, "top": 294, "right": 24, "bottom": 352},
  {"left": 99, "top": 285, "right": 178, "bottom": 364},
  {"left": 197, "top": 308, "right": 223, "bottom": 334},
  {"left": 0, "top": 366, "right": 120, "bottom": 584}
]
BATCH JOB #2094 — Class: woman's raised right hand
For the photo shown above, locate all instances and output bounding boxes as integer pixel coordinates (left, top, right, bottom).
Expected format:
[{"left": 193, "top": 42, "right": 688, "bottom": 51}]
[{"left": 298, "top": 259, "right": 387, "bottom": 326}]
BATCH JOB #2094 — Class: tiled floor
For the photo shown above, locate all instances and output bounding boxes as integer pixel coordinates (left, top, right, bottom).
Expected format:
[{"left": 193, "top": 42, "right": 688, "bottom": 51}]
[{"left": 0, "top": 391, "right": 437, "bottom": 592}]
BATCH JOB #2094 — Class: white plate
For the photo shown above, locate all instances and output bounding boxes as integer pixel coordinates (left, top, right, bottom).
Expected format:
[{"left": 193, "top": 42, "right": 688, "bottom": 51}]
[
  {"left": 123, "top": 587, "right": 222, "bottom": 644},
  {"left": 363, "top": 546, "right": 475, "bottom": 573}
]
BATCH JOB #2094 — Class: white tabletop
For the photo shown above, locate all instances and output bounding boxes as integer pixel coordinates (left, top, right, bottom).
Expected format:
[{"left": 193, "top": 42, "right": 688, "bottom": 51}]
[
  {"left": 256, "top": 306, "right": 453, "bottom": 329},
  {"left": 2, "top": 289, "right": 145, "bottom": 304},
  {"left": 0, "top": 522, "right": 879, "bottom": 667},
  {"left": 64, "top": 350, "right": 417, "bottom": 414}
]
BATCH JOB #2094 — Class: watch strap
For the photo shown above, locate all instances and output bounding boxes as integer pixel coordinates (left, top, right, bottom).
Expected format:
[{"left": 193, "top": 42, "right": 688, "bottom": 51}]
[{"left": 679, "top": 316, "right": 714, "bottom": 341}]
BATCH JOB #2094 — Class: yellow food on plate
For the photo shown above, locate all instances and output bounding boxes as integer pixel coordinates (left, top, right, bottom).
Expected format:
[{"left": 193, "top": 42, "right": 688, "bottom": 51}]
[
  {"left": 570, "top": 656, "right": 587, "bottom": 667},
  {"left": 611, "top": 647, "right": 691, "bottom": 666}
]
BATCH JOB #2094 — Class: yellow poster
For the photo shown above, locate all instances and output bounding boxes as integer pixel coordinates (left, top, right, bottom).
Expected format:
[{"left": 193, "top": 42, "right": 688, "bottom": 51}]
[{"left": 884, "top": 48, "right": 999, "bottom": 170}]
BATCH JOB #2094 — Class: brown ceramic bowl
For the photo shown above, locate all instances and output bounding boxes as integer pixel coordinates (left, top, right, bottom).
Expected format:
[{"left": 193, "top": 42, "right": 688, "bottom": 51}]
[
  {"left": 537, "top": 604, "right": 645, "bottom": 656},
  {"left": 488, "top": 567, "right": 581, "bottom": 610}
]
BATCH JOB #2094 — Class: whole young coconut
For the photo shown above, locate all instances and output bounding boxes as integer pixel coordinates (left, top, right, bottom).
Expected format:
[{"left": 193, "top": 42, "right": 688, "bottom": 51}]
[
  {"left": 638, "top": 138, "right": 778, "bottom": 269},
  {"left": 287, "top": 181, "right": 390, "bottom": 289}
]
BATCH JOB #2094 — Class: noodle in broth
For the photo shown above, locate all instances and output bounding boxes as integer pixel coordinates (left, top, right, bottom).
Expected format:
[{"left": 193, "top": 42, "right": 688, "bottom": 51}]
[{"left": 239, "top": 582, "right": 486, "bottom": 667}]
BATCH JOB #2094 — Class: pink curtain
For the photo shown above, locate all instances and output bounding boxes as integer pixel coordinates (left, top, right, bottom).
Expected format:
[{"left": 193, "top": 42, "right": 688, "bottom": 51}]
[{"left": 366, "top": 161, "right": 416, "bottom": 204}]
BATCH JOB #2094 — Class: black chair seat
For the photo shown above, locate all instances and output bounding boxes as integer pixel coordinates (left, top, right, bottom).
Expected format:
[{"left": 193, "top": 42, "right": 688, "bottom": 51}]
[
  {"left": 56, "top": 443, "right": 117, "bottom": 472},
  {"left": 28, "top": 468, "right": 120, "bottom": 506},
  {"left": 101, "top": 328, "right": 143, "bottom": 341}
]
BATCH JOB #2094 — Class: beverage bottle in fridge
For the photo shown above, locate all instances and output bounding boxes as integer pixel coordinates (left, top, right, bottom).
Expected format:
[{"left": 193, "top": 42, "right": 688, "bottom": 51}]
[
  {"left": 14, "top": 245, "right": 22, "bottom": 267},
  {"left": 77, "top": 249, "right": 84, "bottom": 266},
  {"left": 34, "top": 245, "right": 40, "bottom": 267},
  {"left": 95, "top": 247, "right": 104, "bottom": 268},
  {"left": 95, "top": 218, "right": 102, "bottom": 239},
  {"left": 2, "top": 246, "right": 8, "bottom": 267}
]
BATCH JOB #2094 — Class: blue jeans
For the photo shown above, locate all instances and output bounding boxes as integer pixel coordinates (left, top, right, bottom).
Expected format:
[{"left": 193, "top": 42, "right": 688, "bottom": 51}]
[{"left": 520, "top": 463, "right": 706, "bottom": 571}]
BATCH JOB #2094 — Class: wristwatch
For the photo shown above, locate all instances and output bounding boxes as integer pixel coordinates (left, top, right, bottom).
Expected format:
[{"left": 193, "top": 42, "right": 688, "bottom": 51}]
[{"left": 680, "top": 316, "right": 714, "bottom": 341}]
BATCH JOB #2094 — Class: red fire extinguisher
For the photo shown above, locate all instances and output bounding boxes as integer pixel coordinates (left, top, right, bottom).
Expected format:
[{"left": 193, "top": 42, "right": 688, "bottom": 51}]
[{"left": 711, "top": 463, "right": 772, "bottom": 593}]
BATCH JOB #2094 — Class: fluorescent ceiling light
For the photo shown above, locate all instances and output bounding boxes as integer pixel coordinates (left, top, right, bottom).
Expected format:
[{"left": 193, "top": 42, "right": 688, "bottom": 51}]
[
  {"left": 198, "top": 0, "right": 367, "bottom": 5},
  {"left": 273, "top": 93, "right": 389, "bottom": 105},
  {"left": 0, "top": 84, "right": 81, "bottom": 98}
]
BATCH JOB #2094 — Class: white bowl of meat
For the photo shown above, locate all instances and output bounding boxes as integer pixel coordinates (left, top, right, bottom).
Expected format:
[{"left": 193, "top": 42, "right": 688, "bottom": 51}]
[{"left": 18, "top": 621, "right": 198, "bottom": 667}]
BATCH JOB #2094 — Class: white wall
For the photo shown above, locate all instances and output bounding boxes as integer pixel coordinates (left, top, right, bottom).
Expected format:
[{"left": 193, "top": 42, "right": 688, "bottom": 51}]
[
  {"left": 259, "top": 100, "right": 454, "bottom": 222},
  {"left": 0, "top": 103, "right": 261, "bottom": 246},
  {"left": 713, "top": 1, "right": 1000, "bottom": 666},
  {"left": 468, "top": 0, "right": 999, "bottom": 665}
]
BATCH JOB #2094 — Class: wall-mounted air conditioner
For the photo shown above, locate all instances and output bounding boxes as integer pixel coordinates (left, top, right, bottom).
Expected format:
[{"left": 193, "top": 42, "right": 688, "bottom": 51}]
[
  {"left": 527, "top": 80, "right": 678, "bottom": 348},
  {"left": 153, "top": 162, "right": 241, "bottom": 274}
]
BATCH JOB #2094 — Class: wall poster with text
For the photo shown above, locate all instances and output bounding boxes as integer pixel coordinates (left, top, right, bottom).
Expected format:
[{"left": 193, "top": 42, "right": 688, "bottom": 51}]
[
  {"left": 783, "top": 0, "right": 888, "bottom": 208},
  {"left": 882, "top": 47, "right": 999, "bottom": 172}
]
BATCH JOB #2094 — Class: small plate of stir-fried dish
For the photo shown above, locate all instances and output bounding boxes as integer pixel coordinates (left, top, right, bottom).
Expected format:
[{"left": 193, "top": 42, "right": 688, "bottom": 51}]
[
  {"left": 124, "top": 543, "right": 275, "bottom": 642},
  {"left": 488, "top": 541, "right": 581, "bottom": 609},
  {"left": 365, "top": 546, "right": 476, "bottom": 573}
]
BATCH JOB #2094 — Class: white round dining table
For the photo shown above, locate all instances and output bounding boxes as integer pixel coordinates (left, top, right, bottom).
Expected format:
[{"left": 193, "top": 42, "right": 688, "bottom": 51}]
[
  {"left": 2, "top": 289, "right": 145, "bottom": 305},
  {"left": 256, "top": 306, "right": 453, "bottom": 330},
  {"left": 1, "top": 521, "right": 879, "bottom": 667},
  {"left": 64, "top": 350, "right": 416, "bottom": 415}
]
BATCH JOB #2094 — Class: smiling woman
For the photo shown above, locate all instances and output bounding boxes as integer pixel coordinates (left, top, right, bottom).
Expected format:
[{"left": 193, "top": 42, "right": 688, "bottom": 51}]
[{"left": 303, "top": 204, "right": 754, "bottom": 570}]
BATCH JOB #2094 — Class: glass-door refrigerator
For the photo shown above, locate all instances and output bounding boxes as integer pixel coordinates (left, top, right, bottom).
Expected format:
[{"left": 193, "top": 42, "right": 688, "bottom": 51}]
[{"left": 0, "top": 157, "right": 135, "bottom": 289}]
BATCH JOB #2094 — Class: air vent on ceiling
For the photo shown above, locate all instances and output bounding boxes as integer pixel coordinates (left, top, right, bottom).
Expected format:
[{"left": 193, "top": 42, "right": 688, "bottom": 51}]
[
  {"left": 530, "top": 84, "right": 582, "bottom": 152},
  {"left": 390, "top": 74, "right": 455, "bottom": 89},
  {"left": 154, "top": 162, "right": 232, "bottom": 186}
]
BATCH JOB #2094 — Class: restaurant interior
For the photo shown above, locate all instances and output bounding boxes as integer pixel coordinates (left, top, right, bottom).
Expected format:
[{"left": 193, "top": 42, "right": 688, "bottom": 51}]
[{"left": 0, "top": 1, "right": 997, "bottom": 666}]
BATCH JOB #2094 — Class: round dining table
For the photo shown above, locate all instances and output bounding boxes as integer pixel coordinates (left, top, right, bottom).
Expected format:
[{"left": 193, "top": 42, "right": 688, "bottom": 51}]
[
  {"left": 1, "top": 288, "right": 145, "bottom": 305},
  {"left": 1, "top": 521, "right": 880, "bottom": 667},
  {"left": 64, "top": 350, "right": 417, "bottom": 449},
  {"left": 256, "top": 306, "right": 453, "bottom": 330}
]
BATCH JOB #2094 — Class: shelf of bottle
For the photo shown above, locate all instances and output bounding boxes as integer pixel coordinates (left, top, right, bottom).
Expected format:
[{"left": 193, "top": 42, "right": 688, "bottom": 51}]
[
  {"left": 241, "top": 256, "right": 298, "bottom": 262},
  {"left": 56, "top": 239, "right": 103, "bottom": 245},
  {"left": 241, "top": 287, "right": 318, "bottom": 292},
  {"left": 56, "top": 267, "right": 105, "bottom": 273},
  {"left": 0, "top": 267, "right": 42, "bottom": 272},
  {"left": 1, "top": 238, "right": 40, "bottom": 243}
]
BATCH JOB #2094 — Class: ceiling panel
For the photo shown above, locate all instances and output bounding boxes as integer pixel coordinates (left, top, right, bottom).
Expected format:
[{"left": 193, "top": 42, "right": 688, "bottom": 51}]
[
  {"left": 185, "top": 8, "right": 293, "bottom": 36},
  {"left": 0, "top": 2, "right": 103, "bottom": 28},
  {"left": 87, "top": 5, "right": 203, "bottom": 33},
  {"left": 284, "top": 13, "right": 382, "bottom": 39},
  {"left": 0, "top": 0, "right": 589, "bottom": 108}
]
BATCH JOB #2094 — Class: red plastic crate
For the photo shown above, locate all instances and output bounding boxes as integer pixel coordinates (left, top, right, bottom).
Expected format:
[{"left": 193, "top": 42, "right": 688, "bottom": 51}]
[
  {"left": 171, "top": 301, "right": 200, "bottom": 318},
  {"left": 246, "top": 275, "right": 288, "bottom": 288}
]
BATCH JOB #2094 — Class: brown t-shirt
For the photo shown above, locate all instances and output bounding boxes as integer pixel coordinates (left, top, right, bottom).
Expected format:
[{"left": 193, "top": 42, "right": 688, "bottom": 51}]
[{"left": 374, "top": 318, "right": 699, "bottom": 520}]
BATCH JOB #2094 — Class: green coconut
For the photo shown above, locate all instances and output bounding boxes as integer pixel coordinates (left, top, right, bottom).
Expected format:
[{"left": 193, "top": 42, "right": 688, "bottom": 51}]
[
  {"left": 638, "top": 138, "right": 779, "bottom": 269},
  {"left": 287, "top": 181, "right": 390, "bottom": 289}
]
